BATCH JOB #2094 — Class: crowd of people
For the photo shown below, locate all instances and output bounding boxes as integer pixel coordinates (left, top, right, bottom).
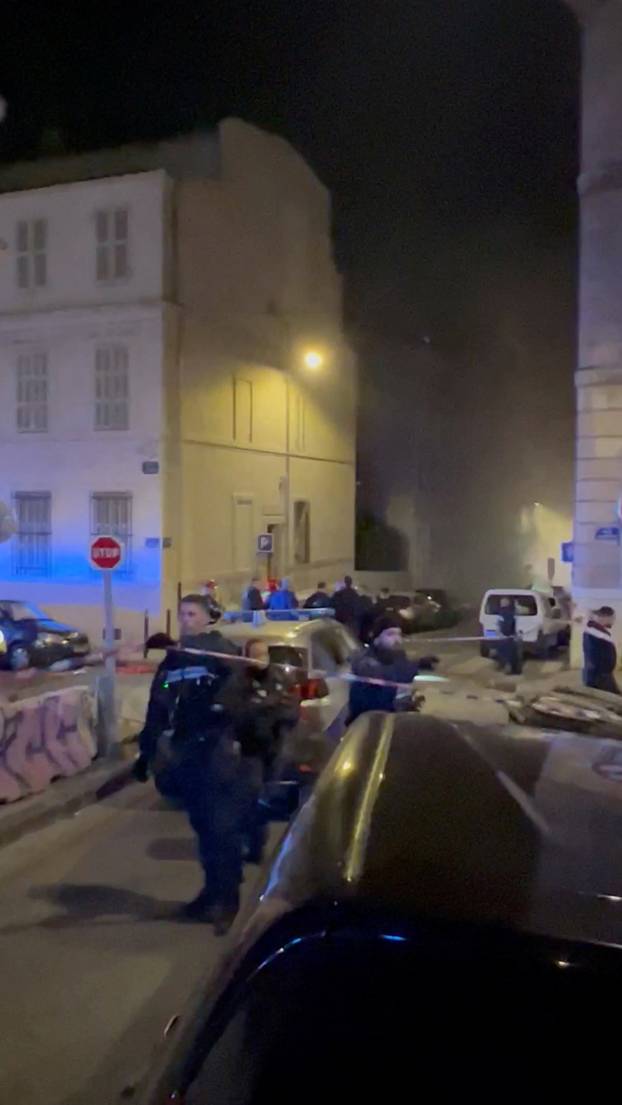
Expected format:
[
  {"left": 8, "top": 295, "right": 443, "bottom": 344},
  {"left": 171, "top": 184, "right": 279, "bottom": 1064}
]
[{"left": 241, "top": 573, "right": 403, "bottom": 645}]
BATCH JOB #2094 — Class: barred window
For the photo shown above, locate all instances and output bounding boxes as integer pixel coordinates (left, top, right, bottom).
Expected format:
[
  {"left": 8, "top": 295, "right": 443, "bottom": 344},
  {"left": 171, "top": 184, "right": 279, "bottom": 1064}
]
[
  {"left": 95, "top": 345, "right": 129, "bottom": 430},
  {"left": 16, "top": 218, "right": 47, "bottom": 289},
  {"left": 95, "top": 207, "right": 129, "bottom": 282},
  {"left": 12, "top": 492, "right": 51, "bottom": 576},
  {"left": 91, "top": 493, "right": 132, "bottom": 571},
  {"left": 16, "top": 352, "right": 48, "bottom": 432}
]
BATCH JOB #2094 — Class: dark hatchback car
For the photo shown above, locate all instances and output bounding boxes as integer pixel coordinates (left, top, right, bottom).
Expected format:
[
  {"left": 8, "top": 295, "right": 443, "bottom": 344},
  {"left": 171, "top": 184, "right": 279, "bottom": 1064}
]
[
  {"left": 0, "top": 600, "right": 90, "bottom": 670},
  {"left": 135, "top": 712, "right": 622, "bottom": 1104}
]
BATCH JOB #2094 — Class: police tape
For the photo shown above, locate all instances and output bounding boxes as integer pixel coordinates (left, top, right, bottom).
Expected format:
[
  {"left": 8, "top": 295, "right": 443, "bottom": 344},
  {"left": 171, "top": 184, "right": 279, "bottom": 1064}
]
[{"left": 154, "top": 637, "right": 508, "bottom": 694}]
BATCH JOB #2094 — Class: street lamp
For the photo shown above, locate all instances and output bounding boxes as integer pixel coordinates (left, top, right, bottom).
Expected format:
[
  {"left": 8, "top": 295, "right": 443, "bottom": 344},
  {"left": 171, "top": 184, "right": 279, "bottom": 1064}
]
[{"left": 303, "top": 349, "right": 323, "bottom": 370}]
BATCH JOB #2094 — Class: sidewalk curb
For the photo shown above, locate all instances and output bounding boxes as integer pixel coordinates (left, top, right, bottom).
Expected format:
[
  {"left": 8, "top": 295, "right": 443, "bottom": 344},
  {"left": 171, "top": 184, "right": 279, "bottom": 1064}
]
[{"left": 0, "top": 753, "right": 136, "bottom": 849}]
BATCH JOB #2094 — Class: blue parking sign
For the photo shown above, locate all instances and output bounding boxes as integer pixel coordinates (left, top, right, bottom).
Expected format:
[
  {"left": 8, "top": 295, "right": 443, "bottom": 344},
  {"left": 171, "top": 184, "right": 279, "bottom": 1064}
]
[
  {"left": 257, "top": 533, "right": 273, "bottom": 554},
  {"left": 561, "top": 541, "right": 574, "bottom": 564}
]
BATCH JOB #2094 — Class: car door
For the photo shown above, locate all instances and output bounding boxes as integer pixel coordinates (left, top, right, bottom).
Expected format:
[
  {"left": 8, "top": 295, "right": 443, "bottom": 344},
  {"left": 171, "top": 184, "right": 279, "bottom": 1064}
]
[{"left": 307, "top": 623, "right": 356, "bottom": 738}]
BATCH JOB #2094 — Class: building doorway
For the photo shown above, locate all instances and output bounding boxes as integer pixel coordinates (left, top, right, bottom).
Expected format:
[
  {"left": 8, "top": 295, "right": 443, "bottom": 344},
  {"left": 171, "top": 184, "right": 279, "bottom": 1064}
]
[{"left": 266, "top": 522, "right": 285, "bottom": 581}]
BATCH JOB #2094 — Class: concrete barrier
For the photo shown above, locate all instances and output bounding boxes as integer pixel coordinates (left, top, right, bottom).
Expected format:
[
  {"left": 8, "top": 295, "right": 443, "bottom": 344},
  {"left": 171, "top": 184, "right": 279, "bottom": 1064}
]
[{"left": 0, "top": 685, "right": 97, "bottom": 803}]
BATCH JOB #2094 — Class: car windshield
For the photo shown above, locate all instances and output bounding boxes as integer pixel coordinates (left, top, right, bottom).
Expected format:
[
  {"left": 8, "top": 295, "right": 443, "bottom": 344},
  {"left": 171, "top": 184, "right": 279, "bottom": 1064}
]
[
  {"left": 485, "top": 594, "right": 538, "bottom": 617},
  {"left": 1, "top": 601, "right": 47, "bottom": 621},
  {"left": 268, "top": 645, "right": 307, "bottom": 672}
]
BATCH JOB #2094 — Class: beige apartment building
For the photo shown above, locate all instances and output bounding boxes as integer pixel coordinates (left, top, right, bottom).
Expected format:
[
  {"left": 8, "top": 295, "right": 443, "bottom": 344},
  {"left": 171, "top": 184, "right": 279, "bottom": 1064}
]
[{"left": 0, "top": 119, "right": 356, "bottom": 640}]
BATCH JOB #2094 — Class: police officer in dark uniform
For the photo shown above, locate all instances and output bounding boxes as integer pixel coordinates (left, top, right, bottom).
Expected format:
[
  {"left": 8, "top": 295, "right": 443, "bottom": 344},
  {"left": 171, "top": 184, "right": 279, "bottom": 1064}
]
[
  {"left": 583, "top": 605, "right": 620, "bottom": 693},
  {"left": 496, "top": 597, "right": 523, "bottom": 676},
  {"left": 134, "top": 594, "right": 241, "bottom": 932}
]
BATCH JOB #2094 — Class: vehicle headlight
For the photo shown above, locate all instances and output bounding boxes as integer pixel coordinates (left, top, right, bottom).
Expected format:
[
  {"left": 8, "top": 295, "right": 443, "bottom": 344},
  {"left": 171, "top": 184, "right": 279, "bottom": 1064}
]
[{"left": 38, "top": 634, "right": 58, "bottom": 646}]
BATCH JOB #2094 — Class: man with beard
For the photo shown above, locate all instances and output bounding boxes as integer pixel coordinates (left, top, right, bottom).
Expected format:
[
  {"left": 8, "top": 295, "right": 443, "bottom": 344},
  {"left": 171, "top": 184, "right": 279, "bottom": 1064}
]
[{"left": 348, "top": 615, "right": 420, "bottom": 723}]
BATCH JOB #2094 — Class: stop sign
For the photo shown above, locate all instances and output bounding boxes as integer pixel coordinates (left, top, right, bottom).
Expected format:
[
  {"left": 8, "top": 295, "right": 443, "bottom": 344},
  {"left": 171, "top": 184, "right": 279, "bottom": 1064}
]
[{"left": 90, "top": 534, "right": 123, "bottom": 571}]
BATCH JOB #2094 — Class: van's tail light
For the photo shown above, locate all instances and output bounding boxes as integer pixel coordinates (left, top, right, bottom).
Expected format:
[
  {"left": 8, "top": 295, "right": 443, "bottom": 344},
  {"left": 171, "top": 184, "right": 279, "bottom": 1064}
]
[{"left": 296, "top": 676, "right": 329, "bottom": 701}]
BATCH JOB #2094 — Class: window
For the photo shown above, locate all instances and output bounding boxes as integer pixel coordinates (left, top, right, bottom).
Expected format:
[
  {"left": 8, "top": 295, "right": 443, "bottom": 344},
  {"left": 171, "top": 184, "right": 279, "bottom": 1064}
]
[
  {"left": 16, "top": 218, "right": 47, "bottom": 289},
  {"left": 95, "top": 345, "right": 129, "bottom": 430},
  {"left": 16, "top": 352, "right": 48, "bottom": 432},
  {"left": 293, "top": 499, "right": 310, "bottom": 565},
  {"left": 12, "top": 493, "right": 51, "bottom": 576},
  {"left": 95, "top": 207, "right": 129, "bottom": 281},
  {"left": 485, "top": 594, "right": 538, "bottom": 617},
  {"left": 91, "top": 493, "right": 132, "bottom": 571}
]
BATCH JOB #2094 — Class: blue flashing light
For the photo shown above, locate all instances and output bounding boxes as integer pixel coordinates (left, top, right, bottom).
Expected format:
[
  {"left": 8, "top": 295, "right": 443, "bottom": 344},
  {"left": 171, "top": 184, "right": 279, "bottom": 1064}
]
[{"left": 379, "top": 933, "right": 407, "bottom": 943}]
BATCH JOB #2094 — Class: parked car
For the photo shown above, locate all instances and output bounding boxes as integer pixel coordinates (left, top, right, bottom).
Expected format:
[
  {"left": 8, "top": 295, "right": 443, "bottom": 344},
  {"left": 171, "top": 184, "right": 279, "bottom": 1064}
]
[
  {"left": 134, "top": 712, "right": 622, "bottom": 1104},
  {"left": 388, "top": 590, "right": 460, "bottom": 634},
  {"left": 479, "top": 587, "right": 570, "bottom": 659},
  {"left": 145, "top": 611, "right": 360, "bottom": 795},
  {"left": 414, "top": 588, "right": 461, "bottom": 629},
  {"left": 218, "top": 611, "right": 359, "bottom": 780},
  {"left": 0, "top": 600, "right": 90, "bottom": 671}
]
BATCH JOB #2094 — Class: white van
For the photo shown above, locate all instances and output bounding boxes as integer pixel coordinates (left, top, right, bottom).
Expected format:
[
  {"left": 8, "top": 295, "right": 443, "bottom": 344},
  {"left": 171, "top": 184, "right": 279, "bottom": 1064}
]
[{"left": 479, "top": 589, "right": 571, "bottom": 659}]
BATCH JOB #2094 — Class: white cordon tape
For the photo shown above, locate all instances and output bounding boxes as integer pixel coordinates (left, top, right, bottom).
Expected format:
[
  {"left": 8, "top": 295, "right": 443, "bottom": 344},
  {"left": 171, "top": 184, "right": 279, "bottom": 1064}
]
[{"left": 159, "top": 636, "right": 508, "bottom": 694}]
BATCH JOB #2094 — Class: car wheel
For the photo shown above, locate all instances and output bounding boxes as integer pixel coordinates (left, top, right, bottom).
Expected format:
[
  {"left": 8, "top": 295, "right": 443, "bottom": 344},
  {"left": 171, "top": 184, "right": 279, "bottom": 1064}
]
[
  {"left": 480, "top": 642, "right": 490, "bottom": 658},
  {"left": 8, "top": 644, "right": 31, "bottom": 671}
]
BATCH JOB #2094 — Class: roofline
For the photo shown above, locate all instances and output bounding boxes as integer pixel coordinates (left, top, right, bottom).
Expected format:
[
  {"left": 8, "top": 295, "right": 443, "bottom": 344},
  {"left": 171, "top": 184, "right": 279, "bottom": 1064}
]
[{"left": 0, "top": 167, "right": 167, "bottom": 202}]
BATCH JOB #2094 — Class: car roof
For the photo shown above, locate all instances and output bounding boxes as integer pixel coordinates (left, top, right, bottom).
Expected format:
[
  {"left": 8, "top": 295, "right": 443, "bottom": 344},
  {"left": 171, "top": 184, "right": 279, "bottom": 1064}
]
[
  {"left": 482, "top": 589, "right": 537, "bottom": 597},
  {"left": 263, "top": 713, "right": 622, "bottom": 947},
  {"left": 218, "top": 616, "right": 338, "bottom": 646}
]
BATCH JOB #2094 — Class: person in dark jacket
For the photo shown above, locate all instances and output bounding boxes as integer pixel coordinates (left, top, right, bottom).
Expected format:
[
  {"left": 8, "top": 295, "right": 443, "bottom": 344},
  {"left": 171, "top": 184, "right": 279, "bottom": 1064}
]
[
  {"left": 241, "top": 577, "right": 265, "bottom": 611},
  {"left": 219, "top": 638, "right": 299, "bottom": 863},
  {"left": 134, "top": 594, "right": 242, "bottom": 931},
  {"left": 330, "top": 575, "right": 362, "bottom": 633},
  {"left": 304, "top": 582, "right": 331, "bottom": 609},
  {"left": 348, "top": 615, "right": 420, "bottom": 723},
  {"left": 496, "top": 597, "right": 522, "bottom": 675},
  {"left": 583, "top": 605, "right": 620, "bottom": 693}
]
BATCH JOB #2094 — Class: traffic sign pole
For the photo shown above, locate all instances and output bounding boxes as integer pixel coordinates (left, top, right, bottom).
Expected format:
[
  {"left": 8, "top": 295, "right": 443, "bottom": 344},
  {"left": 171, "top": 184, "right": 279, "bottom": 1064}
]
[
  {"left": 89, "top": 535, "right": 123, "bottom": 756},
  {"left": 99, "top": 570, "right": 117, "bottom": 756}
]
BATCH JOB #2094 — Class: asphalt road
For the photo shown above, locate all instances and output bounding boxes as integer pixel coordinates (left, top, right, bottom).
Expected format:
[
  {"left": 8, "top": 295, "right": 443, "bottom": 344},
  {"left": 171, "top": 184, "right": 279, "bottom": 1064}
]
[{"left": 0, "top": 781, "right": 275, "bottom": 1105}]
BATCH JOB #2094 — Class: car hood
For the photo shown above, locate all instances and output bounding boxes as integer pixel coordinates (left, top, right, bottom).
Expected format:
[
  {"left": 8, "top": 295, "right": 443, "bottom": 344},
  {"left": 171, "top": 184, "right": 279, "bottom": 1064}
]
[
  {"left": 253, "top": 713, "right": 622, "bottom": 949},
  {"left": 36, "top": 618, "right": 86, "bottom": 637}
]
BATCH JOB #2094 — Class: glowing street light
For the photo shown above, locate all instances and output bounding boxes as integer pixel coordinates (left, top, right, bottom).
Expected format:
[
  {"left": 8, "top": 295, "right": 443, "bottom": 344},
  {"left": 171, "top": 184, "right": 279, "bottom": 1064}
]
[{"left": 303, "top": 349, "right": 323, "bottom": 370}]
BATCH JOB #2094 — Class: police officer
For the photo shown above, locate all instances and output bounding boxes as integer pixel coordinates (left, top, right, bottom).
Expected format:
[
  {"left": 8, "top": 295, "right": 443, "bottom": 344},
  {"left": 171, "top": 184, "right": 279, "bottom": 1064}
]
[
  {"left": 496, "top": 597, "right": 523, "bottom": 676},
  {"left": 583, "top": 605, "right": 620, "bottom": 694},
  {"left": 134, "top": 594, "right": 241, "bottom": 932}
]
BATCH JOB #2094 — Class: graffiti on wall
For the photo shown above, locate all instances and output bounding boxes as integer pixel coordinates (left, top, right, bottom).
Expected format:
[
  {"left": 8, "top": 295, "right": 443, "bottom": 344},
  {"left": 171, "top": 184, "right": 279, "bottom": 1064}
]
[{"left": 0, "top": 687, "right": 97, "bottom": 803}]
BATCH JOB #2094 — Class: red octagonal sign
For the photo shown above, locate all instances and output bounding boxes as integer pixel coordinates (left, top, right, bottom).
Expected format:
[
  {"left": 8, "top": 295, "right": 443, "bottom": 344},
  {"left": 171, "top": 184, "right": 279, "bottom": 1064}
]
[{"left": 90, "top": 534, "right": 123, "bottom": 571}]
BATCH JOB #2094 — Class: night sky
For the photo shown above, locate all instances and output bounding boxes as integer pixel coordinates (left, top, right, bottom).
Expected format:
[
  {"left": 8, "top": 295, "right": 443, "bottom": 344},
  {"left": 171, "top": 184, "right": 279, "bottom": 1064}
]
[
  {"left": 0, "top": 0, "right": 578, "bottom": 337},
  {"left": 0, "top": 0, "right": 580, "bottom": 590}
]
